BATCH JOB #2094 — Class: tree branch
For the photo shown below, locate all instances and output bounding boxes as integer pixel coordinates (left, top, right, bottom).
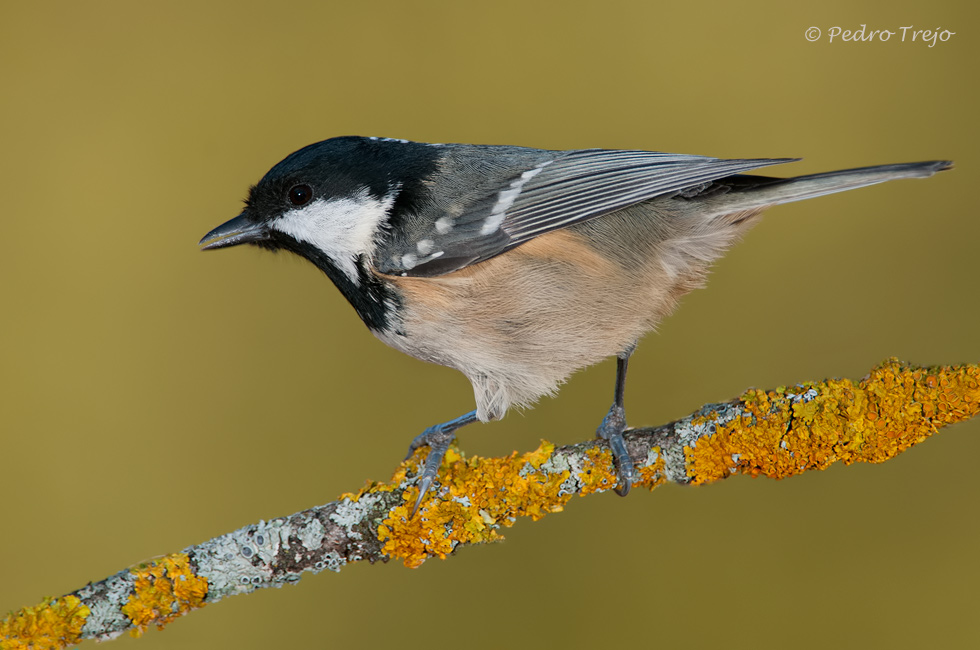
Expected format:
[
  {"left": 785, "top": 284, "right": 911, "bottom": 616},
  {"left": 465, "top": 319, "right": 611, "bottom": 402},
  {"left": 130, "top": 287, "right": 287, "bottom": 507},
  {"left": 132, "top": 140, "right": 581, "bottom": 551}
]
[{"left": 3, "top": 359, "right": 978, "bottom": 649}]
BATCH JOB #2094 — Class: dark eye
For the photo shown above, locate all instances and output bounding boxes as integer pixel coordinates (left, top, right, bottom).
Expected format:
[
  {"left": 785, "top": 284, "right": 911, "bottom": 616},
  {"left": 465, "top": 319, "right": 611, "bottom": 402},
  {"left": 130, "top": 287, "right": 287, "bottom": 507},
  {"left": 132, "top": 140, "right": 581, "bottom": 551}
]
[{"left": 287, "top": 183, "right": 314, "bottom": 206}]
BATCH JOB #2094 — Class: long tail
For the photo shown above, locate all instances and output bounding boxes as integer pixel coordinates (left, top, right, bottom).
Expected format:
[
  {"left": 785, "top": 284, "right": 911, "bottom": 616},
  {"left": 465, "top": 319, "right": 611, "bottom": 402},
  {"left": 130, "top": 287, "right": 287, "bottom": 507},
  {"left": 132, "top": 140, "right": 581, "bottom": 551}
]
[{"left": 703, "top": 160, "right": 952, "bottom": 214}]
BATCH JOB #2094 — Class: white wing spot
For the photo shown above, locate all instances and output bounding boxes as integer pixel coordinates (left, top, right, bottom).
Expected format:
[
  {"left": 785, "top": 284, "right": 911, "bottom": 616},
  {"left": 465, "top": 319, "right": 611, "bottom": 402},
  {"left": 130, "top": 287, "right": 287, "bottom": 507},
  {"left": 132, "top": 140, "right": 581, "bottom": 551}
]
[
  {"left": 412, "top": 247, "right": 444, "bottom": 268},
  {"left": 401, "top": 253, "right": 418, "bottom": 270},
  {"left": 479, "top": 160, "right": 552, "bottom": 236},
  {"left": 416, "top": 239, "right": 435, "bottom": 255},
  {"left": 434, "top": 217, "right": 454, "bottom": 234}
]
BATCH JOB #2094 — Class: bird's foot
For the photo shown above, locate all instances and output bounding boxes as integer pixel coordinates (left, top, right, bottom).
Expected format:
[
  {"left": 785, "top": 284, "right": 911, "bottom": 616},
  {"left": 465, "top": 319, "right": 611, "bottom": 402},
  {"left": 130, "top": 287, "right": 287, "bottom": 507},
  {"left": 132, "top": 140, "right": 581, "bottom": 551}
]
[
  {"left": 406, "top": 426, "right": 455, "bottom": 517},
  {"left": 596, "top": 404, "right": 634, "bottom": 496},
  {"left": 403, "top": 411, "right": 478, "bottom": 517}
]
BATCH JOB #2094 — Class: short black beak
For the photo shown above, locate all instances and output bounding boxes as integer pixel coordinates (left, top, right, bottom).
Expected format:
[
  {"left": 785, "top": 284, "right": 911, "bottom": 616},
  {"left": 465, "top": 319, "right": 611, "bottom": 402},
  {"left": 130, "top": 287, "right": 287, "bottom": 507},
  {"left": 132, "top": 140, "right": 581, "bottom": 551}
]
[{"left": 199, "top": 214, "right": 270, "bottom": 250}]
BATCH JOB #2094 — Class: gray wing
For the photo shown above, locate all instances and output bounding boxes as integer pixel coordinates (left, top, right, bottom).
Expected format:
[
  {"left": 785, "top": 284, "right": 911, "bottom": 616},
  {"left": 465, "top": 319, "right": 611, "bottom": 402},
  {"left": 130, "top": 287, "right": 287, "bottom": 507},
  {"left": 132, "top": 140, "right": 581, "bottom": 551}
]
[{"left": 379, "top": 147, "right": 797, "bottom": 277}]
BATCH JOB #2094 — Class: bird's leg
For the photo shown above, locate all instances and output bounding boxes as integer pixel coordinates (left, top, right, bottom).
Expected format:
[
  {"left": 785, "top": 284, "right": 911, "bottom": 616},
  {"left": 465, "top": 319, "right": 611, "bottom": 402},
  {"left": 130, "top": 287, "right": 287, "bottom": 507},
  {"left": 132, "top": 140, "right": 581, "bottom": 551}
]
[
  {"left": 404, "top": 410, "right": 479, "bottom": 516},
  {"left": 596, "top": 347, "right": 635, "bottom": 496}
]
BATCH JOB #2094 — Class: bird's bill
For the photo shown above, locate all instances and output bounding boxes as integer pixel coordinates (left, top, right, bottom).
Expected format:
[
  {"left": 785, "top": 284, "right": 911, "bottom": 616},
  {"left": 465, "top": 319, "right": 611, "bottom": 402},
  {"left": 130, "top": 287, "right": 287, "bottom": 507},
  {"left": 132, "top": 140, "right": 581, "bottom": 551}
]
[{"left": 199, "top": 214, "right": 270, "bottom": 250}]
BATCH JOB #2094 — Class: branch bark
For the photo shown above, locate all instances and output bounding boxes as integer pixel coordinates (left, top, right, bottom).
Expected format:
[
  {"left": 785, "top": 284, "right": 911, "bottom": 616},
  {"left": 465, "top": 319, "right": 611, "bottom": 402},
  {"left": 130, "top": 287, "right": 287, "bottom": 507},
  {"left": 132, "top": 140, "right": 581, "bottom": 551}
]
[{"left": 3, "top": 359, "right": 978, "bottom": 650}]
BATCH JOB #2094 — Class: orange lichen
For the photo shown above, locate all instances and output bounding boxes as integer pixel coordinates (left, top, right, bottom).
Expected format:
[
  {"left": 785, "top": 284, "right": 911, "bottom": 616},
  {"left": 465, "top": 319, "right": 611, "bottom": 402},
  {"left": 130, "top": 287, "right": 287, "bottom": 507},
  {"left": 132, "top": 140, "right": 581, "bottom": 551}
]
[
  {"left": 578, "top": 447, "right": 621, "bottom": 495},
  {"left": 685, "top": 359, "right": 980, "bottom": 484},
  {"left": 636, "top": 449, "right": 668, "bottom": 490},
  {"left": 378, "top": 438, "right": 673, "bottom": 567},
  {"left": 120, "top": 553, "right": 209, "bottom": 636},
  {"left": 0, "top": 595, "right": 89, "bottom": 650},
  {"left": 379, "top": 442, "right": 576, "bottom": 568},
  {"left": 378, "top": 361, "right": 979, "bottom": 568}
]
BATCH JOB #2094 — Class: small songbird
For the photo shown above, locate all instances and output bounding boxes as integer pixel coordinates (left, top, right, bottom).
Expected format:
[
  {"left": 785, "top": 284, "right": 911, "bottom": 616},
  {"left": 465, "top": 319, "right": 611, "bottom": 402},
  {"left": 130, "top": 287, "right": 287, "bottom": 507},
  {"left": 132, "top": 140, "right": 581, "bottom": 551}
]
[{"left": 200, "top": 136, "right": 950, "bottom": 514}]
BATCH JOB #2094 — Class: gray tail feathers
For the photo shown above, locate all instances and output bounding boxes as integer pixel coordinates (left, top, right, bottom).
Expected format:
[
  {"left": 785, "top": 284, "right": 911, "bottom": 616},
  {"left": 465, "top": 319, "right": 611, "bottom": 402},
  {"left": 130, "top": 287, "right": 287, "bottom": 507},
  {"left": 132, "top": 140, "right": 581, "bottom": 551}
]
[{"left": 709, "top": 160, "right": 952, "bottom": 213}]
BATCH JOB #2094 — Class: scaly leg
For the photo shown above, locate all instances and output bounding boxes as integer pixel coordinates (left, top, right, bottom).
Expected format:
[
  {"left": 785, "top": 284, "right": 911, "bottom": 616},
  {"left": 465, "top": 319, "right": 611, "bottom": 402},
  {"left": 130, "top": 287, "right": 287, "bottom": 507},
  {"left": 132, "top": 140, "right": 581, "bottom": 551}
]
[{"left": 596, "top": 349, "right": 635, "bottom": 496}]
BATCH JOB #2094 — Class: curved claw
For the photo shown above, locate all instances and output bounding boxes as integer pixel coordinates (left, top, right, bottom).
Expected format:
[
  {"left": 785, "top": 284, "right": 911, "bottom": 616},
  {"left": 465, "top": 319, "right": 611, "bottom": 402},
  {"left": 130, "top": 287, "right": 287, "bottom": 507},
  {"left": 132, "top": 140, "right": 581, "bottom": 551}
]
[
  {"left": 411, "top": 474, "right": 435, "bottom": 518},
  {"left": 401, "top": 411, "right": 479, "bottom": 517},
  {"left": 404, "top": 430, "right": 431, "bottom": 461},
  {"left": 408, "top": 429, "right": 454, "bottom": 517},
  {"left": 606, "top": 428, "right": 634, "bottom": 496},
  {"left": 598, "top": 404, "right": 635, "bottom": 497}
]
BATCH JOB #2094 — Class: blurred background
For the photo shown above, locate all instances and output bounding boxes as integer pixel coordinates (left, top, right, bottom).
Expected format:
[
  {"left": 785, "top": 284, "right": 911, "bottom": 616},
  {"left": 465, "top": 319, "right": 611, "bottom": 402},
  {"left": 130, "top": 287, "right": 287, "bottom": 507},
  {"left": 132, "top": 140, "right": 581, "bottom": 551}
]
[{"left": 2, "top": 1, "right": 977, "bottom": 648}]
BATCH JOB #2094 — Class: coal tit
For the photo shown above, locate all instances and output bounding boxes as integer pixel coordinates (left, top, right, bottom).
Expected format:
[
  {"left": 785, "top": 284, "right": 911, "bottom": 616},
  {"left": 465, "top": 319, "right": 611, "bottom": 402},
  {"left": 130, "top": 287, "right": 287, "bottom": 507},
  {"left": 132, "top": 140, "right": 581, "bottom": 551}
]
[{"left": 200, "top": 136, "right": 951, "bottom": 514}]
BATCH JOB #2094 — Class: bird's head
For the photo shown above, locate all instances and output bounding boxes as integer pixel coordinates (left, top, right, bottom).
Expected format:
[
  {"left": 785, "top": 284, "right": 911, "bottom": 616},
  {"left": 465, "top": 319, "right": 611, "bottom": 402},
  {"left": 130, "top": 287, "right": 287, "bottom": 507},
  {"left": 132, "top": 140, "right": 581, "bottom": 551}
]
[{"left": 199, "top": 136, "right": 438, "bottom": 286}]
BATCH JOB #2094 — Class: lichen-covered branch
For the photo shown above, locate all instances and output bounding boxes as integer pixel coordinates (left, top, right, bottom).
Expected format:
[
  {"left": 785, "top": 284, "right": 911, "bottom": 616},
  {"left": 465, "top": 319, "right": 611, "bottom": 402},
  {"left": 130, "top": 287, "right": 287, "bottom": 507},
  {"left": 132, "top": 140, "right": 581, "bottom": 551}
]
[{"left": 3, "top": 359, "right": 978, "bottom": 650}]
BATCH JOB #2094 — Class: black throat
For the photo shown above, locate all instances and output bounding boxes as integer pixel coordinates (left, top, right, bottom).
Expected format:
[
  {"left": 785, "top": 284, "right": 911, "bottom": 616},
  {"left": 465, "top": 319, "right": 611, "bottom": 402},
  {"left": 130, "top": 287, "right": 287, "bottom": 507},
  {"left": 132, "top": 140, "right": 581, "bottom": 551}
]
[{"left": 267, "top": 235, "right": 398, "bottom": 331}]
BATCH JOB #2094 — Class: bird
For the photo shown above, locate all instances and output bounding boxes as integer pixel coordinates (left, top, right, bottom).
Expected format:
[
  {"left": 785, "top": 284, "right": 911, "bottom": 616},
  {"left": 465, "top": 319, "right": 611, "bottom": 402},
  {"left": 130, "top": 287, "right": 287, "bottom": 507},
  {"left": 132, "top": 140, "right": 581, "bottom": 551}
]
[{"left": 199, "top": 136, "right": 951, "bottom": 515}]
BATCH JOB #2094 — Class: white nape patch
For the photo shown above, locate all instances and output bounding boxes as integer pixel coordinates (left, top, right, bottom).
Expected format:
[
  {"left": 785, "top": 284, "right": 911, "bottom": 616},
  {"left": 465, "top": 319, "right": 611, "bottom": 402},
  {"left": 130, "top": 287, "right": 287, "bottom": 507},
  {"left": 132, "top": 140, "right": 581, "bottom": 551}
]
[
  {"left": 272, "top": 188, "right": 396, "bottom": 284},
  {"left": 434, "top": 216, "right": 454, "bottom": 234},
  {"left": 479, "top": 161, "right": 552, "bottom": 235},
  {"left": 368, "top": 136, "right": 410, "bottom": 144},
  {"left": 416, "top": 239, "right": 435, "bottom": 255}
]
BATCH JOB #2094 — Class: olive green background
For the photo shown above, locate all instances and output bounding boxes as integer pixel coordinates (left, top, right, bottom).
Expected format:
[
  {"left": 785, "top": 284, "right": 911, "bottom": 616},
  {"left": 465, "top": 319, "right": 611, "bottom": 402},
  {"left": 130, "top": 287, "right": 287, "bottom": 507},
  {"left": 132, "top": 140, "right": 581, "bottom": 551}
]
[{"left": 2, "top": 1, "right": 977, "bottom": 648}]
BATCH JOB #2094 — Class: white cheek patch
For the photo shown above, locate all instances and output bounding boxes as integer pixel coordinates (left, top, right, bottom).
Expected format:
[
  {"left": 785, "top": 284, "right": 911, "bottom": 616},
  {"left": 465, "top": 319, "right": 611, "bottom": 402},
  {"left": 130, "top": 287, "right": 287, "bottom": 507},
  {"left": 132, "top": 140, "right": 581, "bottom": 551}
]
[{"left": 272, "top": 188, "right": 395, "bottom": 284}]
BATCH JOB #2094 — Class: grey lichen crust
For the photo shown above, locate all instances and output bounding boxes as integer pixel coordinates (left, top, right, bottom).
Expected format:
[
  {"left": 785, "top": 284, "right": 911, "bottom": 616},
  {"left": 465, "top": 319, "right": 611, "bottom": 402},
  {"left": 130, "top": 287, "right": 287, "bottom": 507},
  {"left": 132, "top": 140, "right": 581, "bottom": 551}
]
[
  {"left": 77, "top": 570, "right": 134, "bottom": 641},
  {"left": 188, "top": 494, "right": 399, "bottom": 604}
]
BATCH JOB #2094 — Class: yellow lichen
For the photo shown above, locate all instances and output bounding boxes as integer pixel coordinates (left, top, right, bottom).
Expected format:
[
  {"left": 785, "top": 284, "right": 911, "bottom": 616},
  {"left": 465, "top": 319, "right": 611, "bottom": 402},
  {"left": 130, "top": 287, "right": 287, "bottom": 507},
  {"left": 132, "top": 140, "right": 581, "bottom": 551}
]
[
  {"left": 120, "top": 553, "right": 209, "bottom": 637},
  {"left": 636, "top": 448, "right": 668, "bottom": 490},
  {"left": 379, "top": 361, "right": 980, "bottom": 568},
  {"left": 0, "top": 595, "right": 89, "bottom": 650},
  {"left": 684, "top": 359, "right": 980, "bottom": 484},
  {"left": 378, "top": 438, "right": 674, "bottom": 567},
  {"left": 578, "top": 447, "right": 621, "bottom": 495},
  {"left": 379, "top": 441, "right": 575, "bottom": 568}
]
